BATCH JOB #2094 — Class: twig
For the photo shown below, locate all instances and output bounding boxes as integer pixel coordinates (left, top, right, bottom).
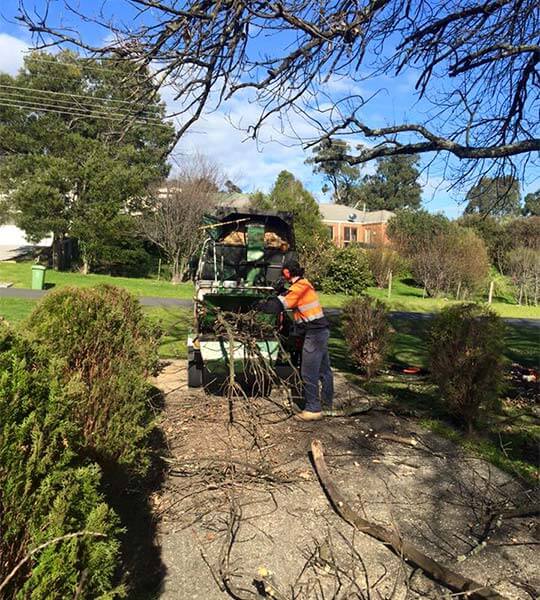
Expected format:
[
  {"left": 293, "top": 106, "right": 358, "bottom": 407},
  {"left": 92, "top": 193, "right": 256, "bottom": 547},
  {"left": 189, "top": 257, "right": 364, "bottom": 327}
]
[
  {"left": 0, "top": 531, "right": 106, "bottom": 594},
  {"left": 310, "top": 439, "right": 508, "bottom": 600},
  {"left": 218, "top": 501, "right": 258, "bottom": 600},
  {"left": 373, "top": 432, "right": 418, "bottom": 447},
  {"left": 457, "top": 501, "right": 540, "bottom": 561}
]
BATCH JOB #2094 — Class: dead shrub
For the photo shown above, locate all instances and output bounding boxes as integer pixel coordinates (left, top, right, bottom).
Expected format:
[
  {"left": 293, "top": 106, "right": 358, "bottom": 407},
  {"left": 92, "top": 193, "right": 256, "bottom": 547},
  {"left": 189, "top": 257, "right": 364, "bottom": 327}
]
[
  {"left": 341, "top": 297, "right": 392, "bottom": 379},
  {"left": 428, "top": 304, "right": 506, "bottom": 433}
]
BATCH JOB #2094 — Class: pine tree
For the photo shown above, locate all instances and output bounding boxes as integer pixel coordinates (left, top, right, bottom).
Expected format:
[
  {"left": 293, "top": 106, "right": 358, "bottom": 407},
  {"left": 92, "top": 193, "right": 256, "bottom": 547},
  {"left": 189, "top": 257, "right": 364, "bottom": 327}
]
[{"left": 0, "top": 50, "right": 174, "bottom": 271}]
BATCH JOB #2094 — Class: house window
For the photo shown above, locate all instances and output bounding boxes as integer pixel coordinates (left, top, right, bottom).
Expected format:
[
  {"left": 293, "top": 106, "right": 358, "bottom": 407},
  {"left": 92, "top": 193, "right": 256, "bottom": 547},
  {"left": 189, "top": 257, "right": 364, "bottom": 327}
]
[
  {"left": 327, "top": 226, "right": 334, "bottom": 240},
  {"left": 364, "top": 229, "right": 371, "bottom": 244},
  {"left": 344, "top": 227, "right": 357, "bottom": 244}
]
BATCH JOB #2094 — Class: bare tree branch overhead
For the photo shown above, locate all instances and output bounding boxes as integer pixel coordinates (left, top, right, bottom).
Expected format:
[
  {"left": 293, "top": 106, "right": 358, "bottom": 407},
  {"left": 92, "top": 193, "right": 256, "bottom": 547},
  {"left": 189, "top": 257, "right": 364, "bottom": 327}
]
[{"left": 17, "top": 0, "right": 539, "bottom": 178}]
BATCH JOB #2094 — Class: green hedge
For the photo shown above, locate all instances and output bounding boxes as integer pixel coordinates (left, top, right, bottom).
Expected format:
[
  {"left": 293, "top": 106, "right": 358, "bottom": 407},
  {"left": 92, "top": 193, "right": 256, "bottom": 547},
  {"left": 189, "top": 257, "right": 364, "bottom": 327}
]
[
  {"left": 428, "top": 303, "right": 506, "bottom": 433},
  {"left": 320, "top": 245, "right": 373, "bottom": 295},
  {"left": 24, "top": 285, "right": 161, "bottom": 478},
  {"left": 0, "top": 285, "right": 162, "bottom": 597},
  {"left": 0, "top": 322, "right": 123, "bottom": 599}
]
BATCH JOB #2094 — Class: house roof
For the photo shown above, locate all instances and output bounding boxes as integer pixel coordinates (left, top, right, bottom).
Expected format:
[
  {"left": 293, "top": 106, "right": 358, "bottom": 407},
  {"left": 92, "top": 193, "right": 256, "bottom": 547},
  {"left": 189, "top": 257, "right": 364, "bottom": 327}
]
[
  {"left": 318, "top": 203, "right": 394, "bottom": 224},
  {"left": 214, "top": 192, "right": 252, "bottom": 208}
]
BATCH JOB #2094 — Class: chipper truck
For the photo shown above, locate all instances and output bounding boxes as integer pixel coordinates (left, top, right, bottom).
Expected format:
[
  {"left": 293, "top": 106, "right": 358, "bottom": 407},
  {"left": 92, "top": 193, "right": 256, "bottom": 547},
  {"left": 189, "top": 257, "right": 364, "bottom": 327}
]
[{"left": 187, "top": 207, "right": 300, "bottom": 393}]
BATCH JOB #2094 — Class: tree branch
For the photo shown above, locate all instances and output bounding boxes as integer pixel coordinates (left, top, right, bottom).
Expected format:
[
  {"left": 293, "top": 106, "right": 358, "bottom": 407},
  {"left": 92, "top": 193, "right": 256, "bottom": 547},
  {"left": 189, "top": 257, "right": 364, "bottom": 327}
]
[{"left": 310, "top": 439, "right": 508, "bottom": 600}]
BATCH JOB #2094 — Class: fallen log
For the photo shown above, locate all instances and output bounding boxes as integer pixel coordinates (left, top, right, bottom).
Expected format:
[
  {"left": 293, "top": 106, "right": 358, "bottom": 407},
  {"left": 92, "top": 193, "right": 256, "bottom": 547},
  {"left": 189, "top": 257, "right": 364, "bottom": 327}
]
[{"left": 310, "top": 439, "right": 508, "bottom": 600}]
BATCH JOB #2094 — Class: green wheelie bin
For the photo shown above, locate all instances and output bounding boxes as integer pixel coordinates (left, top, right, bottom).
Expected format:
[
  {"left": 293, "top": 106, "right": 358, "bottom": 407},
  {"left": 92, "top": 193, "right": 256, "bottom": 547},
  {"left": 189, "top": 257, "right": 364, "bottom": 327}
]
[{"left": 31, "top": 264, "right": 47, "bottom": 290}]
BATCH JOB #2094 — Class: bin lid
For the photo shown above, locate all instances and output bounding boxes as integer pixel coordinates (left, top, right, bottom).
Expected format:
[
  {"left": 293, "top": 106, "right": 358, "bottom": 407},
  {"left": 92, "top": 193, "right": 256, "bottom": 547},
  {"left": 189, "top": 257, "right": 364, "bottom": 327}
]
[{"left": 32, "top": 265, "right": 47, "bottom": 271}]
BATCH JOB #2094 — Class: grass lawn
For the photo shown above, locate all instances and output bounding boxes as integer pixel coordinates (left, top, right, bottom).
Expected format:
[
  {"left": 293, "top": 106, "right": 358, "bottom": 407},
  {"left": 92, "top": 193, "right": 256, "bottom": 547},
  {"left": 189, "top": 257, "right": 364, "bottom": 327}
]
[
  {"left": 323, "top": 277, "right": 540, "bottom": 319},
  {"left": 0, "top": 297, "right": 38, "bottom": 325},
  {"left": 144, "top": 306, "right": 192, "bottom": 359},
  {"left": 3, "top": 260, "right": 539, "bottom": 319},
  {"left": 0, "top": 260, "right": 193, "bottom": 299}
]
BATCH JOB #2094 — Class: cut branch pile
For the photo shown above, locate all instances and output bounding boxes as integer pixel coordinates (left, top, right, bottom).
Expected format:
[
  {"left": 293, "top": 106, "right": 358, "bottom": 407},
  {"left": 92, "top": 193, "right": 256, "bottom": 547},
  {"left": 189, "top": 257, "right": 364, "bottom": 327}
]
[
  {"left": 210, "top": 309, "right": 301, "bottom": 416},
  {"left": 164, "top": 456, "right": 295, "bottom": 487}
]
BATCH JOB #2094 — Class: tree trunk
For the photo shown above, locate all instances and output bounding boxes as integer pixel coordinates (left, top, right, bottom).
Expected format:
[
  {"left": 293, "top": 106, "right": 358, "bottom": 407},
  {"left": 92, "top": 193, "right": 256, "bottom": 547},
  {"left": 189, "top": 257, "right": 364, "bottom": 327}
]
[
  {"left": 52, "top": 232, "right": 65, "bottom": 271},
  {"left": 171, "top": 258, "right": 181, "bottom": 284},
  {"left": 178, "top": 256, "right": 188, "bottom": 282},
  {"left": 80, "top": 257, "right": 90, "bottom": 275}
]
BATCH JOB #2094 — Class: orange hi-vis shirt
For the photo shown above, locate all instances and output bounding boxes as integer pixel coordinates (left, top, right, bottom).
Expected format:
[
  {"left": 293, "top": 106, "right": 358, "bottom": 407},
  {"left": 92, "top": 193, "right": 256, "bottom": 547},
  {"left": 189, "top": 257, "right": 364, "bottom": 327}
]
[{"left": 278, "top": 278, "right": 326, "bottom": 325}]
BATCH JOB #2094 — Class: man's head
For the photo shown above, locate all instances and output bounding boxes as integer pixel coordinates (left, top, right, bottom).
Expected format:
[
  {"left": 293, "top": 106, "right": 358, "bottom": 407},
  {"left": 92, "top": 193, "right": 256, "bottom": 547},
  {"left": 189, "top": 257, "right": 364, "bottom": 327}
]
[{"left": 282, "top": 259, "right": 304, "bottom": 281}]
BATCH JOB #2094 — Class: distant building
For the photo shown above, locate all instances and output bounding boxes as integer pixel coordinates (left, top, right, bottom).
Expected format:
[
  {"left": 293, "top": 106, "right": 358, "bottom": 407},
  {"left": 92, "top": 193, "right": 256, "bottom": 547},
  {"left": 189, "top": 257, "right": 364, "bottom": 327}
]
[
  {"left": 214, "top": 192, "right": 252, "bottom": 209},
  {"left": 159, "top": 186, "right": 394, "bottom": 247},
  {"left": 319, "top": 204, "right": 394, "bottom": 247}
]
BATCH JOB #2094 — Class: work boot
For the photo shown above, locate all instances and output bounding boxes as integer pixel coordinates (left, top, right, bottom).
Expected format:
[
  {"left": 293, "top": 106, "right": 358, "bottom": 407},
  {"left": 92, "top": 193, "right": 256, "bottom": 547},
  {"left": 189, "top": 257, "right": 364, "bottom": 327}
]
[{"left": 295, "top": 410, "right": 323, "bottom": 421}]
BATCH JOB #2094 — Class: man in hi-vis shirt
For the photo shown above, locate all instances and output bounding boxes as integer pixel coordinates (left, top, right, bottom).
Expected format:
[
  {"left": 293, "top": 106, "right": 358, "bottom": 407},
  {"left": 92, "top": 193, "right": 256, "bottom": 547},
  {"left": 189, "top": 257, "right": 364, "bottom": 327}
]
[{"left": 259, "top": 259, "right": 334, "bottom": 420}]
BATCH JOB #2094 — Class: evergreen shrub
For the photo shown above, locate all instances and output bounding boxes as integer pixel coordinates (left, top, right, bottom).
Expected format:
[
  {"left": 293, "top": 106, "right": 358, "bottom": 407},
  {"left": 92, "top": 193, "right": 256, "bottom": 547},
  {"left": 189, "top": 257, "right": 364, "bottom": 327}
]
[
  {"left": 321, "top": 245, "right": 373, "bottom": 295},
  {"left": 0, "top": 321, "right": 123, "bottom": 599},
  {"left": 24, "top": 285, "right": 161, "bottom": 477},
  {"left": 341, "top": 297, "right": 392, "bottom": 379},
  {"left": 428, "top": 304, "right": 506, "bottom": 433}
]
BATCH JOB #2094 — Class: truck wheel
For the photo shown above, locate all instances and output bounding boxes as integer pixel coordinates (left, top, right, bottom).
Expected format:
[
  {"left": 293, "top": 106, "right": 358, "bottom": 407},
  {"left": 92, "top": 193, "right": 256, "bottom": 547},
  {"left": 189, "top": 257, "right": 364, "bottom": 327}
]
[{"left": 188, "top": 361, "right": 203, "bottom": 388}]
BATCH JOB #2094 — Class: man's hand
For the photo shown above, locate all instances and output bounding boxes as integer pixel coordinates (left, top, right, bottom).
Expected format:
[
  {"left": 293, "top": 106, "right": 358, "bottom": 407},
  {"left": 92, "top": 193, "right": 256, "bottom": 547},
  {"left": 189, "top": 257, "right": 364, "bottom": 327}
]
[{"left": 272, "top": 277, "right": 288, "bottom": 295}]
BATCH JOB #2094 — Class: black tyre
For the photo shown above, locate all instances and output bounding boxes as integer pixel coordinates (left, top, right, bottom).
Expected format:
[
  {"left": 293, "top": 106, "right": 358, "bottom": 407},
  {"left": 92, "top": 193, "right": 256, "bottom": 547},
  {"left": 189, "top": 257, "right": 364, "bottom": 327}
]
[{"left": 187, "top": 361, "right": 203, "bottom": 388}]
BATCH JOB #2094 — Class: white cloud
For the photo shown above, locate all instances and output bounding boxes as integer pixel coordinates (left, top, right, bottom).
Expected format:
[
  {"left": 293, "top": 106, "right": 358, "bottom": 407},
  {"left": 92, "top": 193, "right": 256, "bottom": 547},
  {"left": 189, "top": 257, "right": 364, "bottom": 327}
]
[
  {"left": 0, "top": 33, "right": 28, "bottom": 76},
  {"left": 161, "top": 78, "right": 391, "bottom": 202},
  {"left": 164, "top": 86, "right": 326, "bottom": 197}
]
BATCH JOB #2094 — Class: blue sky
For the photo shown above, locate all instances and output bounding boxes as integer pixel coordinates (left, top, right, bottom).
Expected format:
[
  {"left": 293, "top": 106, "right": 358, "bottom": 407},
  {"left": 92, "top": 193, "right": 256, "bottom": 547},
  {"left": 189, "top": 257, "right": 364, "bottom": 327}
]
[{"left": 1, "top": 1, "right": 538, "bottom": 218}]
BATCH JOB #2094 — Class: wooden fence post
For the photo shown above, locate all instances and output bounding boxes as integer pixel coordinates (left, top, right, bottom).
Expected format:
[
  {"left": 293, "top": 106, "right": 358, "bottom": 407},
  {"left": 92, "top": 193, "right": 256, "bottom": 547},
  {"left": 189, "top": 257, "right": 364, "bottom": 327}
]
[{"left": 488, "top": 280, "right": 494, "bottom": 304}]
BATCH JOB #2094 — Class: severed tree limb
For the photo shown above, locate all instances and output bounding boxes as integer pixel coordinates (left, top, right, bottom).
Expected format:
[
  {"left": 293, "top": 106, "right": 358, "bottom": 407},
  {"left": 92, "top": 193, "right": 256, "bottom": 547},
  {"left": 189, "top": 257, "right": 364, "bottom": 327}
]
[{"left": 310, "top": 439, "right": 508, "bottom": 600}]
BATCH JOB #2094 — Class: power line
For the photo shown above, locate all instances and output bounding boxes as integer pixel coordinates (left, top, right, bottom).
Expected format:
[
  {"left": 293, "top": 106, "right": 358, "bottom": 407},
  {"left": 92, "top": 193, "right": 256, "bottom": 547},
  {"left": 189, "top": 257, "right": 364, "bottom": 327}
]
[
  {"left": 0, "top": 95, "right": 166, "bottom": 125},
  {"left": 0, "top": 83, "right": 161, "bottom": 116},
  {"left": 0, "top": 98, "right": 175, "bottom": 129},
  {"left": 0, "top": 89, "right": 164, "bottom": 123}
]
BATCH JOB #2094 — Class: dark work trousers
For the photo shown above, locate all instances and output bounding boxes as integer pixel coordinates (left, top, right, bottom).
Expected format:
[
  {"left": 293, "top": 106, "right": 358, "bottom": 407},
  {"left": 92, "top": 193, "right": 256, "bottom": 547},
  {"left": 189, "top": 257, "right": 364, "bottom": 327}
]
[{"left": 301, "top": 328, "right": 334, "bottom": 412}]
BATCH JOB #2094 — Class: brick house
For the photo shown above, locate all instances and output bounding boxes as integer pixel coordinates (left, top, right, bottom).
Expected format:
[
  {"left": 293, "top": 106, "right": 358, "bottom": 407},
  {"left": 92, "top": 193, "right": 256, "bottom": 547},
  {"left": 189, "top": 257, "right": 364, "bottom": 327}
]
[
  {"left": 205, "top": 193, "right": 395, "bottom": 247},
  {"left": 319, "top": 204, "right": 394, "bottom": 247}
]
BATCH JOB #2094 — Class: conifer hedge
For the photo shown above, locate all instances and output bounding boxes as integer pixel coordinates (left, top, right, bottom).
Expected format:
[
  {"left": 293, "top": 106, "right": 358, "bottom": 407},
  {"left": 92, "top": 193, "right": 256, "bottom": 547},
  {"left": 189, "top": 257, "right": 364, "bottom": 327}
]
[
  {"left": 0, "top": 285, "right": 162, "bottom": 597},
  {"left": 24, "top": 285, "right": 161, "bottom": 477}
]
